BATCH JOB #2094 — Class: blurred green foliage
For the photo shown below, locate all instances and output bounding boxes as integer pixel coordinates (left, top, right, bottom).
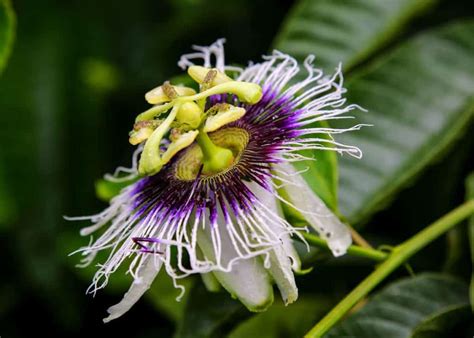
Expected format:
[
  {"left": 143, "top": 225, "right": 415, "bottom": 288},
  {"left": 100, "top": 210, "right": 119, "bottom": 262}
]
[
  {"left": 0, "top": 0, "right": 15, "bottom": 74},
  {"left": 326, "top": 274, "right": 471, "bottom": 337},
  {"left": 0, "top": 0, "right": 473, "bottom": 337}
]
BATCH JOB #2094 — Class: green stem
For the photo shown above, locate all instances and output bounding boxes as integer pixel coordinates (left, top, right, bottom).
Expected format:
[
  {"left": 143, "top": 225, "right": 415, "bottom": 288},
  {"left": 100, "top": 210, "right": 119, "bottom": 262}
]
[
  {"left": 135, "top": 101, "right": 173, "bottom": 122},
  {"left": 184, "top": 81, "right": 262, "bottom": 104},
  {"left": 304, "top": 199, "right": 474, "bottom": 338},
  {"left": 196, "top": 129, "right": 221, "bottom": 159},
  {"left": 302, "top": 232, "right": 387, "bottom": 262},
  {"left": 196, "top": 130, "right": 234, "bottom": 174}
]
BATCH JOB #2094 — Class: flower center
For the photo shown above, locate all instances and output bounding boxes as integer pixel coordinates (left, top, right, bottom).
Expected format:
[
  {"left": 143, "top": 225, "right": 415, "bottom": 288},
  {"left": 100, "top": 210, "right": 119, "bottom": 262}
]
[
  {"left": 173, "top": 127, "right": 250, "bottom": 181},
  {"left": 131, "top": 68, "right": 262, "bottom": 177}
]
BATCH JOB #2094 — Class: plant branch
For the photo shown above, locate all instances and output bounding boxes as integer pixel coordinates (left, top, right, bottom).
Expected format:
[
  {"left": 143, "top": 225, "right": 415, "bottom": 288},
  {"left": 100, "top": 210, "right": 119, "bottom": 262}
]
[
  {"left": 337, "top": 213, "right": 374, "bottom": 248},
  {"left": 348, "top": 225, "right": 374, "bottom": 249},
  {"left": 304, "top": 199, "right": 474, "bottom": 338}
]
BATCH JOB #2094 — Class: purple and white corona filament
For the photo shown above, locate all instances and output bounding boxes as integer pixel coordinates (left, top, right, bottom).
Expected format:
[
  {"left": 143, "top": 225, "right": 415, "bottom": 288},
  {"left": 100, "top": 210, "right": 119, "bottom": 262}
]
[{"left": 71, "top": 39, "right": 365, "bottom": 322}]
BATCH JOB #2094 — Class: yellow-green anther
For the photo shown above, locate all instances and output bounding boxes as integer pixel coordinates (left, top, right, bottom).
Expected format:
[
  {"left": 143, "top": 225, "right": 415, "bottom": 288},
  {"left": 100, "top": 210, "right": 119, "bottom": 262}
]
[
  {"left": 200, "top": 69, "right": 217, "bottom": 92},
  {"left": 169, "top": 128, "right": 182, "bottom": 142},
  {"left": 139, "top": 104, "right": 179, "bottom": 176},
  {"left": 204, "top": 104, "right": 246, "bottom": 132},
  {"left": 162, "top": 82, "right": 178, "bottom": 99},
  {"left": 203, "top": 69, "right": 217, "bottom": 84},
  {"left": 135, "top": 102, "right": 174, "bottom": 122},
  {"left": 187, "top": 81, "right": 263, "bottom": 104},
  {"left": 176, "top": 101, "right": 203, "bottom": 129},
  {"left": 161, "top": 130, "right": 199, "bottom": 165},
  {"left": 188, "top": 66, "right": 233, "bottom": 86},
  {"left": 145, "top": 84, "right": 196, "bottom": 105},
  {"left": 129, "top": 127, "right": 154, "bottom": 145},
  {"left": 129, "top": 120, "right": 162, "bottom": 145}
]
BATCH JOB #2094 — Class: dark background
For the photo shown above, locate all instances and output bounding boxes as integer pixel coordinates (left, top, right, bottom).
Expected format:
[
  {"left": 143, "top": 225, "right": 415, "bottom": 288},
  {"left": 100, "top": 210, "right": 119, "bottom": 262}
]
[{"left": 0, "top": 0, "right": 473, "bottom": 337}]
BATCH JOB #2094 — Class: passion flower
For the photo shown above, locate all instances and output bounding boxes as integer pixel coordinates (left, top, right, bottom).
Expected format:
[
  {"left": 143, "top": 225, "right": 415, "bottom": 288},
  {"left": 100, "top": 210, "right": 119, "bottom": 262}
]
[{"left": 70, "top": 39, "right": 364, "bottom": 322}]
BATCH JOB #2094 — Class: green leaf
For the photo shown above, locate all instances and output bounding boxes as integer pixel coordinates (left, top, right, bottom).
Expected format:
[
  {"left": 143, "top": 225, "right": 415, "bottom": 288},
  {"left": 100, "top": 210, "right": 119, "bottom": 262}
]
[
  {"left": 0, "top": 0, "right": 15, "bottom": 74},
  {"left": 175, "top": 282, "right": 250, "bottom": 338},
  {"left": 326, "top": 273, "right": 470, "bottom": 338},
  {"left": 0, "top": 0, "right": 16, "bottom": 225},
  {"left": 337, "top": 20, "right": 474, "bottom": 223},
  {"left": 229, "top": 297, "right": 332, "bottom": 338},
  {"left": 466, "top": 172, "right": 474, "bottom": 312},
  {"left": 0, "top": 160, "right": 15, "bottom": 226},
  {"left": 273, "top": 0, "right": 435, "bottom": 72},
  {"left": 411, "top": 304, "right": 471, "bottom": 338}
]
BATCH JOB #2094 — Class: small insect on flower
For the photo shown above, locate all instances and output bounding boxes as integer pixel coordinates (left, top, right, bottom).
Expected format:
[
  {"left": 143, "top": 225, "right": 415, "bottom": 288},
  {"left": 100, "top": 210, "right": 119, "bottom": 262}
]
[{"left": 69, "top": 39, "right": 365, "bottom": 322}]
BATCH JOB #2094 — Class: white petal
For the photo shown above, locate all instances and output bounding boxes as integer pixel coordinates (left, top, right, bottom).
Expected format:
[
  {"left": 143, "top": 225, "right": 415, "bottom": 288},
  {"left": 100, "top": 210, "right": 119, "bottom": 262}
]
[
  {"left": 280, "top": 233, "right": 302, "bottom": 272},
  {"left": 247, "top": 181, "right": 302, "bottom": 271},
  {"left": 268, "top": 246, "right": 298, "bottom": 305},
  {"left": 246, "top": 181, "right": 298, "bottom": 304},
  {"left": 275, "top": 162, "right": 352, "bottom": 256},
  {"left": 197, "top": 220, "right": 274, "bottom": 312},
  {"left": 103, "top": 256, "right": 162, "bottom": 323}
]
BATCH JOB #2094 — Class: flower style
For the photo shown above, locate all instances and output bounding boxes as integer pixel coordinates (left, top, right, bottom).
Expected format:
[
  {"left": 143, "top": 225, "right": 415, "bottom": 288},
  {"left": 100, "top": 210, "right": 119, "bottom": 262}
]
[{"left": 71, "top": 39, "right": 364, "bottom": 322}]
